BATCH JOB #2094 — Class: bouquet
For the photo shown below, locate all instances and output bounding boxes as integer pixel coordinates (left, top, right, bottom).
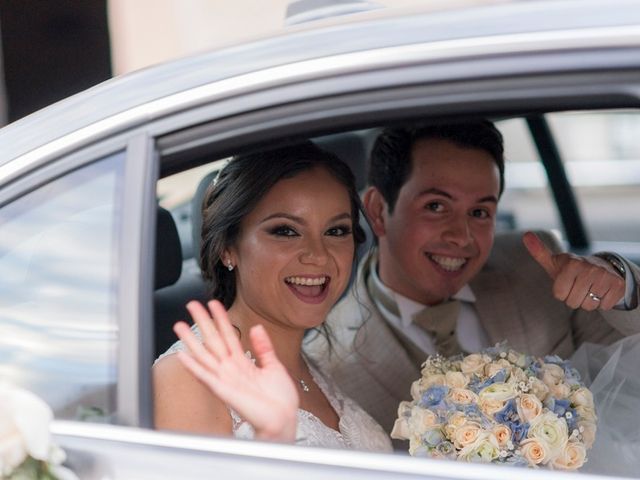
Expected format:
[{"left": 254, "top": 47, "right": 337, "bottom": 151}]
[
  {"left": 391, "top": 344, "right": 597, "bottom": 470},
  {"left": 0, "top": 382, "right": 78, "bottom": 480}
]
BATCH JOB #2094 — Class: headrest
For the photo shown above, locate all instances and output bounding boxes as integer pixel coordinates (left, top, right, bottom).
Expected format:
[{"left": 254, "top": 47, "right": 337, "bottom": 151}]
[
  {"left": 155, "top": 206, "right": 183, "bottom": 289},
  {"left": 314, "top": 131, "right": 372, "bottom": 191},
  {"left": 191, "top": 170, "right": 218, "bottom": 269}
]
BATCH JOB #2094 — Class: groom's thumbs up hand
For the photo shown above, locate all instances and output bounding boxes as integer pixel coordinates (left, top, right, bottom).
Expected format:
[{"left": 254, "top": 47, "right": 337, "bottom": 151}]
[
  {"left": 522, "top": 231, "right": 625, "bottom": 311},
  {"left": 522, "top": 231, "right": 559, "bottom": 278}
]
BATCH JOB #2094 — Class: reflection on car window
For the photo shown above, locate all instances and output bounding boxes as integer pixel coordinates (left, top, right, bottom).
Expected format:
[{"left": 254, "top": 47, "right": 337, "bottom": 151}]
[
  {"left": 548, "top": 110, "right": 640, "bottom": 243},
  {"left": 496, "top": 118, "right": 560, "bottom": 235},
  {"left": 0, "top": 152, "right": 124, "bottom": 422}
]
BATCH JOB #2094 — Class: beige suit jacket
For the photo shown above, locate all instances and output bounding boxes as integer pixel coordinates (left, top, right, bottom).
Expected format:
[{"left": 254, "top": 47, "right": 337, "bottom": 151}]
[{"left": 304, "top": 231, "right": 640, "bottom": 436}]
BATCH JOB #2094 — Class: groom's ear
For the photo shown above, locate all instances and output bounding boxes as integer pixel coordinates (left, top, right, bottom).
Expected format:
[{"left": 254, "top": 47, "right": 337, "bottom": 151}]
[{"left": 363, "top": 187, "right": 388, "bottom": 238}]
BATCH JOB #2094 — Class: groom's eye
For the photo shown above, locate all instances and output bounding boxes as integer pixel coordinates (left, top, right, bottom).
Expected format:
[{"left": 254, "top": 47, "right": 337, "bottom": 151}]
[{"left": 270, "top": 225, "right": 299, "bottom": 237}]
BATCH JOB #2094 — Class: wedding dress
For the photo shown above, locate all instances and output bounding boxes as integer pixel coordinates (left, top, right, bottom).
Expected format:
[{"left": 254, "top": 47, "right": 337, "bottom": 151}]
[
  {"left": 157, "top": 328, "right": 392, "bottom": 453},
  {"left": 570, "top": 333, "right": 640, "bottom": 477}
]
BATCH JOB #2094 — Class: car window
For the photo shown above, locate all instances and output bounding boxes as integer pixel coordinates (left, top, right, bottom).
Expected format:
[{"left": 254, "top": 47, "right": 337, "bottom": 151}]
[
  {"left": 0, "top": 152, "right": 124, "bottom": 422},
  {"left": 547, "top": 110, "right": 640, "bottom": 243},
  {"left": 496, "top": 118, "right": 562, "bottom": 237}
]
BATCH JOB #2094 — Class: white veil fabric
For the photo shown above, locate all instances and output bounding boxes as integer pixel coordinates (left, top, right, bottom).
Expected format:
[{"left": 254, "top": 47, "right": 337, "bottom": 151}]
[{"left": 570, "top": 333, "right": 640, "bottom": 477}]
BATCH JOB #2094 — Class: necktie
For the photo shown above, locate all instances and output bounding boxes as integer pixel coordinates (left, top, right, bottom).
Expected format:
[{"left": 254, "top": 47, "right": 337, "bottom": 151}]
[{"left": 412, "top": 300, "right": 463, "bottom": 357}]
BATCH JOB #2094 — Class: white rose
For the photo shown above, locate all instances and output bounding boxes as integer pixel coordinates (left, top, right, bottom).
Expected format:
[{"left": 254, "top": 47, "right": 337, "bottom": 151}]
[
  {"left": 478, "top": 383, "right": 516, "bottom": 414},
  {"left": 0, "top": 383, "right": 54, "bottom": 476},
  {"left": 507, "top": 350, "right": 527, "bottom": 368},
  {"left": 408, "top": 407, "right": 438, "bottom": 433},
  {"left": 528, "top": 411, "right": 569, "bottom": 456},
  {"left": 575, "top": 405, "right": 598, "bottom": 423},
  {"left": 458, "top": 432, "right": 500, "bottom": 462},
  {"left": 411, "top": 375, "right": 446, "bottom": 399}
]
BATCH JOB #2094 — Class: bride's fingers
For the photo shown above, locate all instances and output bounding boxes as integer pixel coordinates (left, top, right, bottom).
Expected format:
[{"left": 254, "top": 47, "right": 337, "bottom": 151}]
[
  {"left": 249, "top": 324, "right": 281, "bottom": 370},
  {"left": 208, "top": 300, "right": 244, "bottom": 355},
  {"left": 186, "top": 301, "right": 227, "bottom": 358},
  {"left": 173, "top": 321, "right": 220, "bottom": 369}
]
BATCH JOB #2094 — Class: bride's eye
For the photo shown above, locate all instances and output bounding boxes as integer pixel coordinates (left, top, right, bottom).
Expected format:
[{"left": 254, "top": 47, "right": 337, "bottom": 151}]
[
  {"left": 269, "top": 224, "right": 299, "bottom": 237},
  {"left": 326, "top": 224, "right": 352, "bottom": 237}
]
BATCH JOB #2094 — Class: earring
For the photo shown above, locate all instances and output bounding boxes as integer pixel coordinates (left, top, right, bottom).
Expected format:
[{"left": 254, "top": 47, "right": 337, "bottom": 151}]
[{"left": 227, "top": 260, "right": 234, "bottom": 271}]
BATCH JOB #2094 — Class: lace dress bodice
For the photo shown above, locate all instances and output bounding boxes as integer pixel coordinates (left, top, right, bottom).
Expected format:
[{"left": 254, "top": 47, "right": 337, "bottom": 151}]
[{"left": 158, "top": 328, "right": 392, "bottom": 453}]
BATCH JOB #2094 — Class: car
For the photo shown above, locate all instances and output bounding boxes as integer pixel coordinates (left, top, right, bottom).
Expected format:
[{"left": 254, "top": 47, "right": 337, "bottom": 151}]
[{"left": 1, "top": 0, "right": 640, "bottom": 478}]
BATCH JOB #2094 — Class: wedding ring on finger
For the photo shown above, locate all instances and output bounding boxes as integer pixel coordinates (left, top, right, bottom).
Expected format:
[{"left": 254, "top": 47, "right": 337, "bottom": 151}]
[{"left": 588, "top": 291, "right": 602, "bottom": 303}]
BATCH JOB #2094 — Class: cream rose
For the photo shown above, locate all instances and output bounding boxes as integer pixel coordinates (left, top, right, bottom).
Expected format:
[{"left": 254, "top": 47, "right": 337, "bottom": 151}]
[
  {"left": 444, "top": 412, "right": 467, "bottom": 438},
  {"left": 570, "top": 387, "right": 595, "bottom": 409},
  {"left": 575, "top": 405, "right": 598, "bottom": 423},
  {"left": 529, "top": 377, "right": 550, "bottom": 401},
  {"left": 507, "top": 350, "right": 527, "bottom": 368},
  {"left": 453, "top": 422, "right": 483, "bottom": 448},
  {"left": 484, "top": 359, "right": 511, "bottom": 378},
  {"left": 520, "top": 438, "right": 550, "bottom": 466},
  {"left": 516, "top": 393, "right": 543, "bottom": 423},
  {"left": 548, "top": 381, "right": 571, "bottom": 399},
  {"left": 492, "top": 424, "right": 511, "bottom": 448},
  {"left": 540, "top": 363, "right": 565, "bottom": 389},
  {"left": 460, "top": 354, "right": 491, "bottom": 375},
  {"left": 411, "top": 374, "right": 446, "bottom": 400},
  {"left": 578, "top": 421, "right": 597, "bottom": 449},
  {"left": 408, "top": 407, "right": 438, "bottom": 432},
  {"left": 528, "top": 411, "right": 569, "bottom": 456},
  {"left": 445, "top": 371, "right": 469, "bottom": 389},
  {"left": 551, "top": 441, "right": 587, "bottom": 470},
  {"left": 448, "top": 388, "right": 478, "bottom": 405},
  {"left": 458, "top": 432, "right": 500, "bottom": 462}
]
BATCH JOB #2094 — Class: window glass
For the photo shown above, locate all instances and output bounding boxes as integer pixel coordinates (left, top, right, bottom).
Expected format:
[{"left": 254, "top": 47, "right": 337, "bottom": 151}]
[
  {"left": 547, "top": 110, "right": 640, "bottom": 242},
  {"left": 0, "top": 152, "right": 124, "bottom": 422},
  {"left": 495, "top": 118, "right": 561, "bottom": 236}
]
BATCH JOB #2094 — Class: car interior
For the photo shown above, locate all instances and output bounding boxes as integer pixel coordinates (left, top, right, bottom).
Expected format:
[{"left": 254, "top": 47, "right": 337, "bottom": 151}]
[{"left": 152, "top": 110, "right": 640, "bottom": 360}]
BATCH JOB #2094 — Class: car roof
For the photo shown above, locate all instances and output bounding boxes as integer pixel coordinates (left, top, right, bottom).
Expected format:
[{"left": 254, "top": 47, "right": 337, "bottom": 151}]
[{"left": 1, "top": 0, "right": 639, "bottom": 167}]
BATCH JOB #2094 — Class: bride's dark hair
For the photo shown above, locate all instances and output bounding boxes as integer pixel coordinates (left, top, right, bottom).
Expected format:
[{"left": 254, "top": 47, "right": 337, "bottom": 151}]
[{"left": 200, "top": 141, "right": 366, "bottom": 309}]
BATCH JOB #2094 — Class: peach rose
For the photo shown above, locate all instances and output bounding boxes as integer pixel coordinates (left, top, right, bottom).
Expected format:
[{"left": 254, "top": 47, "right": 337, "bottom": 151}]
[
  {"left": 520, "top": 438, "right": 549, "bottom": 466},
  {"left": 453, "top": 422, "right": 483, "bottom": 449},
  {"left": 448, "top": 388, "right": 478, "bottom": 405},
  {"left": 460, "top": 353, "right": 491, "bottom": 375},
  {"left": 575, "top": 405, "right": 598, "bottom": 423},
  {"left": 492, "top": 424, "right": 511, "bottom": 448},
  {"left": 517, "top": 393, "right": 543, "bottom": 423},
  {"left": 410, "top": 374, "right": 445, "bottom": 400},
  {"left": 552, "top": 441, "right": 587, "bottom": 470}
]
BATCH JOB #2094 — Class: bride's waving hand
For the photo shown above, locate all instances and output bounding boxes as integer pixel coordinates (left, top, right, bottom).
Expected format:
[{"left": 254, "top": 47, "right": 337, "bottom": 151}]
[{"left": 174, "top": 300, "right": 299, "bottom": 442}]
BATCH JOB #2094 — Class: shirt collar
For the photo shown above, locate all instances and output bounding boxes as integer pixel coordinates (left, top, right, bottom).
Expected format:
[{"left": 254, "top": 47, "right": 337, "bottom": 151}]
[{"left": 370, "top": 256, "right": 476, "bottom": 328}]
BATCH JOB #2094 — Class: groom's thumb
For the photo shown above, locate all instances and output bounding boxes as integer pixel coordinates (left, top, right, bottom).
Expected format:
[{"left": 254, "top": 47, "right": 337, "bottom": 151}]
[{"left": 522, "top": 231, "right": 558, "bottom": 278}]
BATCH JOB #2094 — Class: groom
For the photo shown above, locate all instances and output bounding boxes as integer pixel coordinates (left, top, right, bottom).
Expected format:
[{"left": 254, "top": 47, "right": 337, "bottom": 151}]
[{"left": 305, "top": 120, "right": 640, "bottom": 436}]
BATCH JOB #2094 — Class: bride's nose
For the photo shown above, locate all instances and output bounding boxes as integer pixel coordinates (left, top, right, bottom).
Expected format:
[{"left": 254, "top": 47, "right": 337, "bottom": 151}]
[{"left": 299, "top": 236, "right": 329, "bottom": 265}]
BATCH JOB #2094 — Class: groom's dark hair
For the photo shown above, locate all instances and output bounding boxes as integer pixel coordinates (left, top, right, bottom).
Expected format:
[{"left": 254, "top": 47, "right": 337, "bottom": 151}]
[{"left": 369, "top": 119, "right": 505, "bottom": 213}]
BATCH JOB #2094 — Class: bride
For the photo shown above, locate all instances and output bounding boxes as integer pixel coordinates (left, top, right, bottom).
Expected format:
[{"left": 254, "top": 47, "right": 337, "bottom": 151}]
[{"left": 153, "top": 142, "right": 392, "bottom": 451}]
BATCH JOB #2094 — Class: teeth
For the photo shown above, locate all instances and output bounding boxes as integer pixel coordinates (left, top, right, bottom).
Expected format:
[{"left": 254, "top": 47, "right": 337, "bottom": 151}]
[
  {"left": 430, "top": 255, "right": 466, "bottom": 272},
  {"left": 285, "top": 276, "right": 327, "bottom": 286}
]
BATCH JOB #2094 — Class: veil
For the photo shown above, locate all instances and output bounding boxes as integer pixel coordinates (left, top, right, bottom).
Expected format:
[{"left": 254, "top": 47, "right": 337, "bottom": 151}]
[{"left": 570, "top": 333, "right": 640, "bottom": 477}]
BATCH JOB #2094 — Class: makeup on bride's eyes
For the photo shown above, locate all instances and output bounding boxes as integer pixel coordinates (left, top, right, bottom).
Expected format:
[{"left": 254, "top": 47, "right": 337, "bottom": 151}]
[{"left": 268, "top": 224, "right": 300, "bottom": 237}]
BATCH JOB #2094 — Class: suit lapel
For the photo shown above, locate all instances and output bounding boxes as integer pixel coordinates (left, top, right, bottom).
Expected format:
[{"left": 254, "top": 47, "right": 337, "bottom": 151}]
[
  {"left": 471, "top": 267, "right": 527, "bottom": 348},
  {"left": 351, "top": 261, "right": 422, "bottom": 401}
]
